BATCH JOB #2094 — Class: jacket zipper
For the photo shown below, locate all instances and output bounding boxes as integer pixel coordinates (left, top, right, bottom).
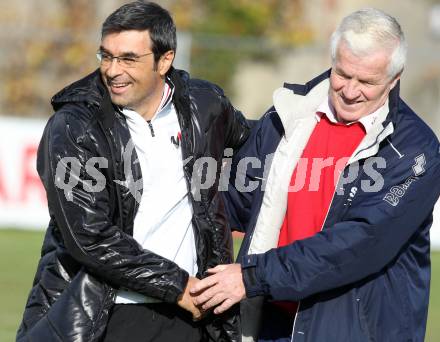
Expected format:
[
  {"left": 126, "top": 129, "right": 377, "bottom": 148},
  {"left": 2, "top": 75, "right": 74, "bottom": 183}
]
[
  {"left": 147, "top": 120, "right": 155, "bottom": 137},
  {"left": 90, "top": 287, "right": 116, "bottom": 341},
  {"left": 99, "top": 122, "right": 125, "bottom": 231},
  {"left": 290, "top": 168, "right": 344, "bottom": 342}
]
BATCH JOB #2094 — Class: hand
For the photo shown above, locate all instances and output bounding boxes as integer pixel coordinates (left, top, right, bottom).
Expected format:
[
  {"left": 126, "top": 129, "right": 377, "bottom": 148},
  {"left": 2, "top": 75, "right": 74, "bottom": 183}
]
[
  {"left": 190, "top": 264, "right": 246, "bottom": 314},
  {"left": 177, "top": 276, "right": 203, "bottom": 321}
]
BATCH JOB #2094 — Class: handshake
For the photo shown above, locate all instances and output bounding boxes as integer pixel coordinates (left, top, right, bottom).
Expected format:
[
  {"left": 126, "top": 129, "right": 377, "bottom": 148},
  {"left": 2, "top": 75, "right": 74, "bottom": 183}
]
[{"left": 177, "top": 264, "right": 246, "bottom": 321}]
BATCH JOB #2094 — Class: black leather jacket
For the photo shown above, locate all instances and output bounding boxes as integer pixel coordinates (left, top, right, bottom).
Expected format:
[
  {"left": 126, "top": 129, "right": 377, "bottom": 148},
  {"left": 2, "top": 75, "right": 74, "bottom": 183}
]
[{"left": 17, "top": 68, "right": 249, "bottom": 341}]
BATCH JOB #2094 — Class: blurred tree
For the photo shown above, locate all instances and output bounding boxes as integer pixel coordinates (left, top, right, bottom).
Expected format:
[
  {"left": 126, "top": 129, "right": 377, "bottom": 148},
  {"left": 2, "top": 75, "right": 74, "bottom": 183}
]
[
  {"left": 1, "top": 0, "right": 312, "bottom": 117},
  {"left": 2, "top": 0, "right": 102, "bottom": 117},
  {"left": 169, "top": 0, "right": 313, "bottom": 94}
]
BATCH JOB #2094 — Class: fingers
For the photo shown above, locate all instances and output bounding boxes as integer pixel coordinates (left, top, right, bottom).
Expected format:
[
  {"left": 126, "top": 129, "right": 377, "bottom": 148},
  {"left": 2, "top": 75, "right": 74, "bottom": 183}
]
[
  {"left": 200, "top": 292, "right": 225, "bottom": 311},
  {"left": 177, "top": 277, "right": 205, "bottom": 321},
  {"left": 193, "top": 284, "right": 224, "bottom": 308},
  {"left": 206, "top": 264, "right": 228, "bottom": 274},
  {"left": 190, "top": 274, "right": 218, "bottom": 294},
  {"left": 196, "top": 285, "right": 243, "bottom": 311},
  {"left": 196, "top": 287, "right": 238, "bottom": 313},
  {"left": 188, "top": 264, "right": 246, "bottom": 315},
  {"left": 183, "top": 296, "right": 204, "bottom": 321},
  {"left": 213, "top": 298, "right": 235, "bottom": 314},
  {"left": 192, "top": 283, "right": 233, "bottom": 311},
  {"left": 191, "top": 307, "right": 203, "bottom": 321}
]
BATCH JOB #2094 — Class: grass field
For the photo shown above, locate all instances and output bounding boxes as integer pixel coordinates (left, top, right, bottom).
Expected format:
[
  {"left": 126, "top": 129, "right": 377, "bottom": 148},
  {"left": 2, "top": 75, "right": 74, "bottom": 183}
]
[{"left": 1, "top": 229, "right": 439, "bottom": 341}]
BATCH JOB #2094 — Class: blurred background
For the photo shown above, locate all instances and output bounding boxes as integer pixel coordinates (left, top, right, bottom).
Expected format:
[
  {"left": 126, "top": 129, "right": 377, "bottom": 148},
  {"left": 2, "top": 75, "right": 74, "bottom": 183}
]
[{"left": 1, "top": 0, "right": 440, "bottom": 341}]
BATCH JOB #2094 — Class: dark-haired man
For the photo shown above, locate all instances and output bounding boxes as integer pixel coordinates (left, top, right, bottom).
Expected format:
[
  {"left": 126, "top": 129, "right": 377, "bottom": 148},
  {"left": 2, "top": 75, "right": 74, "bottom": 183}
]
[{"left": 17, "top": 1, "right": 248, "bottom": 341}]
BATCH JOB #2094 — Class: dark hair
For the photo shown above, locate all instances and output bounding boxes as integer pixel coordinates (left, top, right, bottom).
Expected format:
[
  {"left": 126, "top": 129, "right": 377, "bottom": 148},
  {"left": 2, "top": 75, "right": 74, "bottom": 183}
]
[{"left": 101, "top": 1, "right": 176, "bottom": 63}]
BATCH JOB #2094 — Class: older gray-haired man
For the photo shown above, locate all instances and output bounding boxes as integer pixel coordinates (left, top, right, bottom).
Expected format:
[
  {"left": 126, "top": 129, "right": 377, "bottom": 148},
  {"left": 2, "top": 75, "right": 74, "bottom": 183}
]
[{"left": 191, "top": 8, "right": 440, "bottom": 342}]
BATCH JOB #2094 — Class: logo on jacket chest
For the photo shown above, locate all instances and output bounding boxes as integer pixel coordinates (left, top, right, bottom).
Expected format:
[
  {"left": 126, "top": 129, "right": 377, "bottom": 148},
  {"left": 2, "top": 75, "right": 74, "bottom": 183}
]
[{"left": 383, "top": 154, "right": 425, "bottom": 207}]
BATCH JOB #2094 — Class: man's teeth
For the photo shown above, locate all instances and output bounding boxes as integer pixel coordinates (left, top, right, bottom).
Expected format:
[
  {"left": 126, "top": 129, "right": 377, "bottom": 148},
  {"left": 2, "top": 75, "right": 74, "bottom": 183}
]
[{"left": 111, "top": 83, "right": 129, "bottom": 88}]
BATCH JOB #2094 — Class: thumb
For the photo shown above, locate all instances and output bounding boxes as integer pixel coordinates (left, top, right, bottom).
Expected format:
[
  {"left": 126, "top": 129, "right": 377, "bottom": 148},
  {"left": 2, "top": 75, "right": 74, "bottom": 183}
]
[{"left": 207, "top": 264, "right": 228, "bottom": 274}]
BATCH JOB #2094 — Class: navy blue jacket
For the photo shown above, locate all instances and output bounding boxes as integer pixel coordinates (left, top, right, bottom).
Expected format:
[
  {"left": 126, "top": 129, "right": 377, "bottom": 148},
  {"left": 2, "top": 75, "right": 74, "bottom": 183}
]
[{"left": 226, "top": 70, "right": 440, "bottom": 342}]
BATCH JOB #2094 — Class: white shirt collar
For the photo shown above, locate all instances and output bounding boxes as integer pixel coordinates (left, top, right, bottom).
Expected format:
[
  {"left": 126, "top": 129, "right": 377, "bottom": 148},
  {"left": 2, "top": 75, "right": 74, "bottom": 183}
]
[
  {"left": 120, "top": 78, "right": 175, "bottom": 122},
  {"left": 315, "top": 96, "right": 384, "bottom": 133},
  {"left": 154, "top": 79, "right": 174, "bottom": 118}
]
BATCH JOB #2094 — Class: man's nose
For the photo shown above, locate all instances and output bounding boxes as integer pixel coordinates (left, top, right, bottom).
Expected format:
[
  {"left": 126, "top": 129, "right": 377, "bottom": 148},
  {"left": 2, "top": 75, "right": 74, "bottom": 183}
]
[
  {"left": 103, "top": 58, "right": 123, "bottom": 78},
  {"left": 342, "top": 79, "right": 360, "bottom": 100}
]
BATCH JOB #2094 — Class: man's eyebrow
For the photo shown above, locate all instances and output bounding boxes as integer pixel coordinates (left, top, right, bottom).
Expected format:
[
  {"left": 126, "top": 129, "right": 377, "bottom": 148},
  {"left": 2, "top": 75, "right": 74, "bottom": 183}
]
[
  {"left": 118, "top": 52, "right": 139, "bottom": 58},
  {"left": 98, "top": 46, "right": 111, "bottom": 54},
  {"left": 335, "top": 67, "right": 350, "bottom": 78},
  {"left": 98, "top": 46, "right": 139, "bottom": 58}
]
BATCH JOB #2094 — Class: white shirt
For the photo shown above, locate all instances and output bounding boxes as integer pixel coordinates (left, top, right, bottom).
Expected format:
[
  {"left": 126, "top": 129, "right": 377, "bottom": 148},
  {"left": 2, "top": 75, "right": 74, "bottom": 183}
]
[
  {"left": 115, "top": 83, "right": 197, "bottom": 304},
  {"left": 316, "top": 96, "right": 384, "bottom": 133}
]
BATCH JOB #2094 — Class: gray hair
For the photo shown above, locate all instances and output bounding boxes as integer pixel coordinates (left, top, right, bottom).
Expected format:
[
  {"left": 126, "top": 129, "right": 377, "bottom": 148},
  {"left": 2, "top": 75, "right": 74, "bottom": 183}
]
[{"left": 330, "top": 8, "right": 407, "bottom": 78}]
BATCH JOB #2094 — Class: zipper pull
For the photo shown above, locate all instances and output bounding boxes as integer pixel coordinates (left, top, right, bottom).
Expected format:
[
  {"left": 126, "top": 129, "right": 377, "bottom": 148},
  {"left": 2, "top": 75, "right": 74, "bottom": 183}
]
[{"left": 147, "top": 120, "right": 155, "bottom": 137}]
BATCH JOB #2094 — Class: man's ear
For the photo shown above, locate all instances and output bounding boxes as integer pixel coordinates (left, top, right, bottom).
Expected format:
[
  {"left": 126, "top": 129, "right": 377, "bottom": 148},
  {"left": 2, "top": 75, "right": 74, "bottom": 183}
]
[
  {"left": 390, "top": 70, "right": 403, "bottom": 90},
  {"left": 158, "top": 50, "right": 175, "bottom": 76}
]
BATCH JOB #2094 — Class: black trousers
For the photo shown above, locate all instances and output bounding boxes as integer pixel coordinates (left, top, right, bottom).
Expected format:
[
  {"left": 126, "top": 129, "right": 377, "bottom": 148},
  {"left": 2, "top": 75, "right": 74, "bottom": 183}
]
[{"left": 102, "top": 303, "right": 203, "bottom": 342}]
